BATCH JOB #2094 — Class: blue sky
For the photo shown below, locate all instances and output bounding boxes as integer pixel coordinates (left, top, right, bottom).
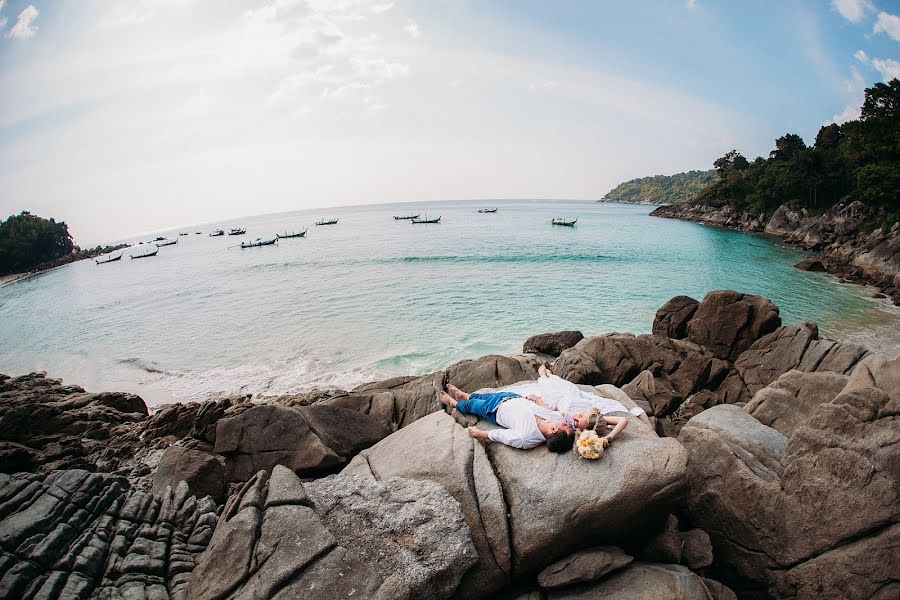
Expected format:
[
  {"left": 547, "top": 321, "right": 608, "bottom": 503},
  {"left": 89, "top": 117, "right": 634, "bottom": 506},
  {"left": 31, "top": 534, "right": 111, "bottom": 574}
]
[{"left": 0, "top": 0, "right": 898, "bottom": 244}]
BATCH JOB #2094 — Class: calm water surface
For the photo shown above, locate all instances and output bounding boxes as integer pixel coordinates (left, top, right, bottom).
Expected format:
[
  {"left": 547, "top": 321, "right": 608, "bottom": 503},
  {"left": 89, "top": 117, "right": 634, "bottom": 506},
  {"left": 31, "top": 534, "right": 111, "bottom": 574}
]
[{"left": 1, "top": 200, "right": 896, "bottom": 406}]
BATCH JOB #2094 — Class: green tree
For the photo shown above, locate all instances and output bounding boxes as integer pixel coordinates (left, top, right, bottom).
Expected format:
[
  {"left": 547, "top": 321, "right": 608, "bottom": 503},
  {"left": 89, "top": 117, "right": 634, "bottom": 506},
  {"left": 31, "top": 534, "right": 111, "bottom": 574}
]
[{"left": 0, "top": 211, "right": 75, "bottom": 275}]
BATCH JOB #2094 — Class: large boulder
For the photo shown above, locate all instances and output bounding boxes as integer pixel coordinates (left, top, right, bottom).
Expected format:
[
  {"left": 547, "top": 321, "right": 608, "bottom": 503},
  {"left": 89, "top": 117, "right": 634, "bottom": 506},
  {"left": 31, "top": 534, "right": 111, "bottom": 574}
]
[
  {"left": 678, "top": 353, "right": 900, "bottom": 598},
  {"left": 214, "top": 404, "right": 389, "bottom": 482},
  {"left": 715, "top": 323, "right": 870, "bottom": 404},
  {"left": 685, "top": 291, "right": 781, "bottom": 361},
  {"left": 537, "top": 546, "right": 633, "bottom": 589},
  {"left": 543, "top": 563, "right": 735, "bottom": 600},
  {"left": 151, "top": 445, "right": 226, "bottom": 504},
  {"left": 744, "top": 370, "right": 849, "bottom": 437},
  {"left": 652, "top": 295, "right": 699, "bottom": 339},
  {"left": 523, "top": 331, "right": 585, "bottom": 357},
  {"left": 344, "top": 401, "right": 687, "bottom": 598},
  {"left": 0, "top": 469, "right": 218, "bottom": 600},
  {"left": 186, "top": 466, "right": 476, "bottom": 600}
]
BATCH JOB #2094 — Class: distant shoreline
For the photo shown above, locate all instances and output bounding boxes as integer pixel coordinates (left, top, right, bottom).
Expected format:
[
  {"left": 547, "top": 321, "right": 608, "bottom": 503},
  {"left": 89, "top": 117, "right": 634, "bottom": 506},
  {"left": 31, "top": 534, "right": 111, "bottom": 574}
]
[{"left": 0, "top": 243, "right": 130, "bottom": 288}]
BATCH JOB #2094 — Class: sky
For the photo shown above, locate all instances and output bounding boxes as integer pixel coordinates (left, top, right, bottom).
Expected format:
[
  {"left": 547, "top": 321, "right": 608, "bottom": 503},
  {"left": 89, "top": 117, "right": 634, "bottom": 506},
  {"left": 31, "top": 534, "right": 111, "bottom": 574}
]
[{"left": 0, "top": 0, "right": 898, "bottom": 245}]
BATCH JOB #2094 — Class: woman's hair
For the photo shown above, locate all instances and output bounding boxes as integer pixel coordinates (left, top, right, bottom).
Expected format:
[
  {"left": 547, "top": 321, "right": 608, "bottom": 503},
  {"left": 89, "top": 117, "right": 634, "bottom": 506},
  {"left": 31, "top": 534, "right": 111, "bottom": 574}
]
[{"left": 581, "top": 408, "right": 605, "bottom": 433}]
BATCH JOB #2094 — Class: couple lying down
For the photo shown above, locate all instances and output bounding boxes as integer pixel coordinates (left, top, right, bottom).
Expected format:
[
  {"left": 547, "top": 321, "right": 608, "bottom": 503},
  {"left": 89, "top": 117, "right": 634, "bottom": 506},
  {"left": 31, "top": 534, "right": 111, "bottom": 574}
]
[{"left": 438, "top": 365, "right": 645, "bottom": 454}]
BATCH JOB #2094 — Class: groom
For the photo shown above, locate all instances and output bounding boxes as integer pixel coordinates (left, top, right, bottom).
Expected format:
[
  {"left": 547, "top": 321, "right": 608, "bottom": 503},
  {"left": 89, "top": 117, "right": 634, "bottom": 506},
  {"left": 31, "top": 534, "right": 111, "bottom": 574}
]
[{"left": 439, "top": 384, "right": 575, "bottom": 452}]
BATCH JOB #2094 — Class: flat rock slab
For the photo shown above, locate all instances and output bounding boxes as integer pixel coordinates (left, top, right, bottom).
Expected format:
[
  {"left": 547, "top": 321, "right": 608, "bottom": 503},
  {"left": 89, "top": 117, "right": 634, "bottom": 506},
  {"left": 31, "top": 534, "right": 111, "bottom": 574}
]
[
  {"left": 537, "top": 546, "right": 633, "bottom": 589},
  {"left": 0, "top": 469, "right": 218, "bottom": 600},
  {"left": 186, "top": 466, "right": 476, "bottom": 600},
  {"left": 546, "top": 563, "right": 732, "bottom": 600}
]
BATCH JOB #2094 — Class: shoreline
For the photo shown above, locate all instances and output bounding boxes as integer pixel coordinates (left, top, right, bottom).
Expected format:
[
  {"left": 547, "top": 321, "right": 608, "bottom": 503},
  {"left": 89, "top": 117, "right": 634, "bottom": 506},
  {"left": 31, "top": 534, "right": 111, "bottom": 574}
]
[{"left": 0, "top": 243, "right": 130, "bottom": 288}]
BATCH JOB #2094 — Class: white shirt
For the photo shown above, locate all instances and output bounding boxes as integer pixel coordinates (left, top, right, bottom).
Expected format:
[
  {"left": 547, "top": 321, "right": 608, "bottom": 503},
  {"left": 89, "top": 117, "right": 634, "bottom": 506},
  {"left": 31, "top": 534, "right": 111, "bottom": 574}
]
[{"left": 487, "top": 397, "right": 563, "bottom": 449}]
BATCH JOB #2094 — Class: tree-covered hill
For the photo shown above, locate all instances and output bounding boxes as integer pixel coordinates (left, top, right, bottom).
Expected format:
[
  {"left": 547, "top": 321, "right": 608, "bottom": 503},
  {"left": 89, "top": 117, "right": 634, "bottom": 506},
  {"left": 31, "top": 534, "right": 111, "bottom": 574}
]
[
  {"left": 602, "top": 169, "right": 717, "bottom": 205},
  {"left": 699, "top": 79, "right": 899, "bottom": 229},
  {"left": 0, "top": 211, "right": 75, "bottom": 276}
]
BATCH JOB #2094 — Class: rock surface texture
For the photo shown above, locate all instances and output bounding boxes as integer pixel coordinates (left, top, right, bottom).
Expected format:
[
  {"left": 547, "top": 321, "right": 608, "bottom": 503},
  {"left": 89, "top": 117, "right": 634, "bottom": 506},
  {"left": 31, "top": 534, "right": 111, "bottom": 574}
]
[
  {"left": 0, "top": 469, "right": 218, "bottom": 600},
  {"left": 344, "top": 403, "right": 687, "bottom": 598},
  {"left": 678, "top": 354, "right": 900, "bottom": 599},
  {"left": 186, "top": 465, "right": 476, "bottom": 600},
  {"left": 523, "top": 330, "right": 585, "bottom": 357}
]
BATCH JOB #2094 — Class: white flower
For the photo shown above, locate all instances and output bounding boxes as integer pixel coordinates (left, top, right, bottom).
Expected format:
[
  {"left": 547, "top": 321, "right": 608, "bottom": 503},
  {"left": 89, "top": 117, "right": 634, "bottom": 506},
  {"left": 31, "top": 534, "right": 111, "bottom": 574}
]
[{"left": 575, "top": 430, "right": 604, "bottom": 460}]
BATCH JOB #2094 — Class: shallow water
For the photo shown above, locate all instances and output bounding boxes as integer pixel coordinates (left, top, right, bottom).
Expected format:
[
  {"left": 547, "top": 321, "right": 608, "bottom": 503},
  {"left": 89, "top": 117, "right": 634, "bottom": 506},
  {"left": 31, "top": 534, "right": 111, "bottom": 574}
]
[{"left": 1, "top": 200, "right": 896, "bottom": 406}]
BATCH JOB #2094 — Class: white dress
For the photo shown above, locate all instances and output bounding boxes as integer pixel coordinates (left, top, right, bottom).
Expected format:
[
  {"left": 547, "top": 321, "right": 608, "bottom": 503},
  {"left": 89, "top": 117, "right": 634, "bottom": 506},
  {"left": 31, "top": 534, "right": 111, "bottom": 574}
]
[{"left": 498, "top": 374, "right": 645, "bottom": 418}]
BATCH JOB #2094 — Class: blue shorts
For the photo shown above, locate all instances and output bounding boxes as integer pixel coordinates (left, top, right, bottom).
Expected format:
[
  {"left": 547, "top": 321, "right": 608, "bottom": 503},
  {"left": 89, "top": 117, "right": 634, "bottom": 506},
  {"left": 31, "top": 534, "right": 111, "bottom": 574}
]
[{"left": 455, "top": 391, "right": 521, "bottom": 425}]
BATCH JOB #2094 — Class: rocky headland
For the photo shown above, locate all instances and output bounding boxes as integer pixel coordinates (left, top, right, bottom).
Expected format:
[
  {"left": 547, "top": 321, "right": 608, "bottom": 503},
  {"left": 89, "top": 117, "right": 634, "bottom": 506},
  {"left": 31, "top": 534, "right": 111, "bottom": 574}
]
[
  {"left": 651, "top": 199, "right": 900, "bottom": 305},
  {"left": 1, "top": 290, "right": 898, "bottom": 599}
]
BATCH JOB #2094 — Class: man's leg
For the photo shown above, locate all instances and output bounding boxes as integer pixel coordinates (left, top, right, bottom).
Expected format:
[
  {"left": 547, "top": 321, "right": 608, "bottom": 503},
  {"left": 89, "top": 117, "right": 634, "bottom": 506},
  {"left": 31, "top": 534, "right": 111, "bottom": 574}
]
[{"left": 447, "top": 384, "right": 470, "bottom": 401}]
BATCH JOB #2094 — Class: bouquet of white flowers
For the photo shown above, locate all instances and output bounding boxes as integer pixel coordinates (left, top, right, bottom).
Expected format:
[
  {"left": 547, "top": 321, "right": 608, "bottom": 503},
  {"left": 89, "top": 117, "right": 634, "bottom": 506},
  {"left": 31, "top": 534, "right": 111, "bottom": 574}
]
[{"left": 575, "top": 430, "right": 604, "bottom": 460}]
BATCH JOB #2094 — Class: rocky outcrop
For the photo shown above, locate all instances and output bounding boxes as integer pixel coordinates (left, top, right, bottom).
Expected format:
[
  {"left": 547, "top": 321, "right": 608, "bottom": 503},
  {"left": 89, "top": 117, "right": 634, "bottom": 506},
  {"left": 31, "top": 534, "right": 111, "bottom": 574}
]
[
  {"left": 152, "top": 445, "right": 226, "bottom": 504},
  {"left": 678, "top": 354, "right": 900, "bottom": 598},
  {"left": 344, "top": 404, "right": 687, "bottom": 598},
  {"left": 0, "top": 469, "right": 218, "bottom": 600},
  {"left": 715, "top": 322, "right": 870, "bottom": 404},
  {"left": 523, "top": 330, "right": 584, "bottom": 357},
  {"left": 0, "top": 373, "right": 149, "bottom": 475},
  {"left": 541, "top": 563, "right": 735, "bottom": 600},
  {"left": 685, "top": 291, "right": 781, "bottom": 362},
  {"left": 186, "top": 465, "right": 476, "bottom": 600},
  {"left": 652, "top": 199, "right": 900, "bottom": 302},
  {"left": 322, "top": 353, "right": 543, "bottom": 431},
  {"left": 214, "top": 404, "right": 389, "bottom": 482},
  {"left": 652, "top": 295, "right": 699, "bottom": 339},
  {"left": 537, "top": 546, "right": 634, "bottom": 589},
  {"left": 744, "top": 369, "right": 849, "bottom": 436}
]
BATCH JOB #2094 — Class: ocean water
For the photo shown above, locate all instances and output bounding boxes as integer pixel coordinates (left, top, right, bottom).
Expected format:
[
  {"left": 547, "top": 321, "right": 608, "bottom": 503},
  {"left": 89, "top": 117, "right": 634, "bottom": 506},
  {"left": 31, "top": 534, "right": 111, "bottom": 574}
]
[{"left": 1, "top": 200, "right": 897, "bottom": 406}]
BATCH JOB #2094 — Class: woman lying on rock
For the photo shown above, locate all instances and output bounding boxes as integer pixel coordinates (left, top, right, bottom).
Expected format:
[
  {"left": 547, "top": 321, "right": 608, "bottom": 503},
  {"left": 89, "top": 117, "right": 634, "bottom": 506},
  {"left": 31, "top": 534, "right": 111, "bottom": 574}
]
[
  {"left": 438, "top": 386, "right": 576, "bottom": 452},
  {"left": 532, "top": 364, "right": 640, "bottom": 433}
]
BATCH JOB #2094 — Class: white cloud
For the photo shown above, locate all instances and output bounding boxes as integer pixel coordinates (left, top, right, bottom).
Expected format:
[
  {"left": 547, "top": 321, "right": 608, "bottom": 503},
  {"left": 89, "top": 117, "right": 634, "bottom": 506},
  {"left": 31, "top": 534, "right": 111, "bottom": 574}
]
[
  {"left": 854, "top": 49, "right": 869, "bottom": 63},
  {"left": 686, "top": 0, "right": 698, "bottom": 9},
  {"left": 873, "top": 11, "right": 900, "bottom": 41},
  {"left": 831, "top": 0, "right": 875, "bottom": 23},
  {"left": 828, "top": 67, "right": 866, "bottom": 124},
  {"left": 0, "top": 0, "right": 6, "bottom": 31},
  {"left": 404, "top": 18, "right": 420, "bottom": 38},
  {"left": 872, "top": 57, "right": 900, "bottom": 81},
  {"left": 370, "top": 2, "right": 394, "bottom": 14},
  {"left": 7, "top": 4, "right": 38, "bottom": 39}
]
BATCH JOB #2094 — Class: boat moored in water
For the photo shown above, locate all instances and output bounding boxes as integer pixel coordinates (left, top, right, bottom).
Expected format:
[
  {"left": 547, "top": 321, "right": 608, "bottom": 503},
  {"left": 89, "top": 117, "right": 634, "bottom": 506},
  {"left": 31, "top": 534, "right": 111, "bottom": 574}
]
[
  {"left": 478, "top": 208, "right": 498, "bottom": 213},
  {"left": 209, "top": 229, "right": 225, "bottom": 237},
  {"left": 228, "top": 228, "right": 246, "bottom": 235},
  {"left": 315, "top": 218, "right": 339, "bottom": 226},
  {"left": 277, "top": 229, "right": 308, "bottom": 239},
  {"left": 241, "top": 237, "right": 278, "bottom": 248},
  {"left": 95, "top": 253, "right": 123, "bottom": 265},
  {"left": 393, "top": 214, "right": 420, "bottom": 220},
  {"left": 156, "top": 238, "right": 177, "bottom": 247},
  {"left": 551, "top": 217, "right": 578, "bottom": 227},
  {"left": 179, "top": 232, "right": 188, "bottom": 236},
  {"left": 130, "top": 248, "right": 159, "bottom": 259},
  {"left": 412, "top": 216, "right": 441, "bottom": 224}
]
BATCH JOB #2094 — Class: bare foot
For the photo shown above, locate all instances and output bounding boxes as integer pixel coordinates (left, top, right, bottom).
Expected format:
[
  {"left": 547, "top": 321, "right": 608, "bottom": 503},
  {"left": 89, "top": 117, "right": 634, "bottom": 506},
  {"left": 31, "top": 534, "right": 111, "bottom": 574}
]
[
  {"left": 446, "top": 384, "right": 467, "bottom": 401},
  {"left": 438, "top": 391, "right": 458, "bottom": 408},
  {"left": 539, "top": 364, "right": 552, "bottom": 378}
]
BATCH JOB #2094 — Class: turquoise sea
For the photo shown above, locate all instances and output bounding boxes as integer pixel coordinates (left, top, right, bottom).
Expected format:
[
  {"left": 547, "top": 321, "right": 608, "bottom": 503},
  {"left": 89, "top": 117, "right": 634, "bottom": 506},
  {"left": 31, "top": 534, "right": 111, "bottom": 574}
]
[{"left": 1, "top": 200, "right": 897, "bottom": 406}]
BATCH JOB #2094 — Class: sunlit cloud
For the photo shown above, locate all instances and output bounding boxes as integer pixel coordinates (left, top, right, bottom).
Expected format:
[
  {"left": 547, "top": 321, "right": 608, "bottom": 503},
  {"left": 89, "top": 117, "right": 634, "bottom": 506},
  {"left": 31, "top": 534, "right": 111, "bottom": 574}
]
[
  {"left": 6, "top": 4, "right": 39, "bottom": 39},
  {"left": 404, "top": 18, "right": 420, "bottom": 38},
  {"left": 873, "top": 11, "right": 900, "bottom": 41},
  {"left": 831, "top": 0, "right": 875, "bottom": 24},
  {"left": 871, "top": 57, "right": 900, "bottom": 81},
  {"left": 827, "top": 66, "right": 865, "bottom": 125}
]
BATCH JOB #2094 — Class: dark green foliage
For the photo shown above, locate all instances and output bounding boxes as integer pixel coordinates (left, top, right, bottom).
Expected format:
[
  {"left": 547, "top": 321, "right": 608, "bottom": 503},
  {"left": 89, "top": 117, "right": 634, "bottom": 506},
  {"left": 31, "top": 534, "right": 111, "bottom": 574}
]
[
  {"left": 0, "top": 211, "right": 75, "bottom": 275},
  {"left": 701, "top": 78, "right": 900, "bottom": 216},
  {"left": 604, "top": 169, "right": 717, "bottom": 205}
]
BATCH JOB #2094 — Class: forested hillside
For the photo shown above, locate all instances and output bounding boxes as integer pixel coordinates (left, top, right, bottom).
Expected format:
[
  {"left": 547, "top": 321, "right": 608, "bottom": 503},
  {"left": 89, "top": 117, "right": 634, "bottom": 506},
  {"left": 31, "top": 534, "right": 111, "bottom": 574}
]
[{"left": 602, "top": 170, "right": 717, "bottom": 205}]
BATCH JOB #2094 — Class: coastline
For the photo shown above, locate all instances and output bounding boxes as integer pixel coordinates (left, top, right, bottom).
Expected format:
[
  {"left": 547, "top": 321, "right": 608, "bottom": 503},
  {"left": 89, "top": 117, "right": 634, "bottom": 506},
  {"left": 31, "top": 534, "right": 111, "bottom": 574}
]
[
  {"left": 650, "top": 198, "right": 900, "bottom": 305},
  {"left": 0, "top": 242, "right": 130, "bottom": 288}
]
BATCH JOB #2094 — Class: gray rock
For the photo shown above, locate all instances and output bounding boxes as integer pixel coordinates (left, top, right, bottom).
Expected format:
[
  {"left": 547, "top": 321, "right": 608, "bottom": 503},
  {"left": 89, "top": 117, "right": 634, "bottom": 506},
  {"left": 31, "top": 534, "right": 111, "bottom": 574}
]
[
  {"left": 187, "top": 466, "right": 476, "bottom": 600},
  {"left": 680, "top": 528, "right": 713, "bottom": 570},
  {"left": 537, "top": 546, "right": 633, "bottom": 588},
  {"left": 151, "top": 445, "right": 226, "bottom": 504},
  {"left": 0, "top": 469, "right": 218, "bottom": 600},
  {"left": 344, "top": 406, "right": 687, "bottom": 597},
  {"left": 546, "top": 563, "right": 734, "bottom": 600},
  {"left": 639, "top": 514, "right": 682, "bottom": 564},
  {"left": 523, "top": 330, "right": 585, "bottom": 357},
  {"left": 653, "top": 295, "right": 699, "bottom": 339},
  {"left": 214, "top": 403, "right": 388, "bottom": 482},
  {"left": 685, "top": 290, "right": 781, "bottom": 362},
  {"left": 744, "top": 370, "right": 849, "bottom": 436}
]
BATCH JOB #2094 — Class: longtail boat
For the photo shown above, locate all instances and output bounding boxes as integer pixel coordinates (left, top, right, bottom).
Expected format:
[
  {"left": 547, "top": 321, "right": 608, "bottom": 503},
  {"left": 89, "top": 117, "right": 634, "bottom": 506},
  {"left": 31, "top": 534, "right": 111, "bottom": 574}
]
[
  {"left": 315, "top": 218, "right": 339, "bottom": 226},
  {"left": 130, "top": 248, "right": 158, "bottom": 259},
  {"left": 95, "top": 253, "right": 123, "bottom": 265},
  {"left": 277, "top": 229, "right": 308, "bottom": 239},
  {"left": 411, "top": 216, "right": 441, "bottom": 224},
  {"left": 478, "top": 208, "right": 498, "bottom": 213},
  {"left": 393, "top": 214, "right": 420, "bottom": 220},
  {"left": 228, "top": 228, "right": 246, "bottom": 235},
  {"left": 209, "top": 229, "right": 225, "bottom": 237},
  {"left": 155, "top": 238, "right": 177, "bottom": 247},
  {"left": 551, "top": 218, "right": 577, "bottom": 227},
  {"left": 240, "top": 237, "right": 277, "bottom": 248}
]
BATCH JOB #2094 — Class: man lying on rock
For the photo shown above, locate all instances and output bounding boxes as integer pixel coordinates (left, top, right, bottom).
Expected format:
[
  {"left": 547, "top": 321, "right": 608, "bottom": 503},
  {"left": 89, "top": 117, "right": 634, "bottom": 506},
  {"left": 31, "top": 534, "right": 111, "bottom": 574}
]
[{"left": 438, "top": 385, "right": 576, "bottom": 452}]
